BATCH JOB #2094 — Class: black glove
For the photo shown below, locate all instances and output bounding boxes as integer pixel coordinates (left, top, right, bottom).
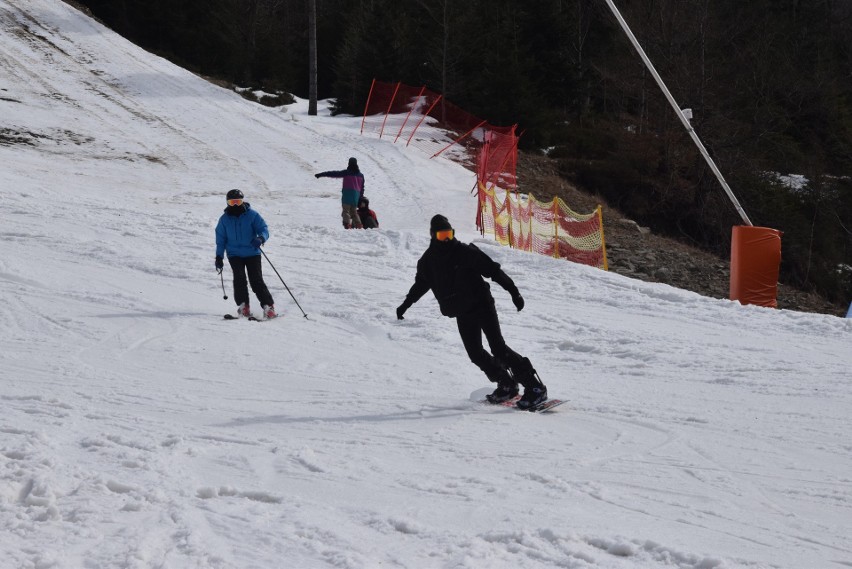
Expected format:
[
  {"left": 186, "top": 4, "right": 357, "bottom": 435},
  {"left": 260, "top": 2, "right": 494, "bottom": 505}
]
[
  {"left": 314, "top": 173, "right": 321, "bottom": 179},
  {"left": 396, "top": 302, "right": 409, "bottom": 320},
  {"left": 215, "top": 256, "right": 224, "bottom": 271},
  {"left": 251, "top": 236, "right": 264, "bottom": 248},
  {"left": 512, "top": 294, "right": 525, "bottom": 312}
]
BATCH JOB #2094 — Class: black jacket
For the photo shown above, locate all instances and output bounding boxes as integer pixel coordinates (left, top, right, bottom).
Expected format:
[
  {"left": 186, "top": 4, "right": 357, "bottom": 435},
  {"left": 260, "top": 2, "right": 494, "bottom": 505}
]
[{"left": 403, "top": 239, "right": 520, "bottom": 317}]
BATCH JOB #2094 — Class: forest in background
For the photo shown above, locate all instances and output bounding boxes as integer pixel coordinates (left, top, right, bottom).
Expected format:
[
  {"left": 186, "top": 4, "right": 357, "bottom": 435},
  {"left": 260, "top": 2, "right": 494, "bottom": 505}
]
[{"left": 71, "top": 0, "right": 852, "bottom": 306}]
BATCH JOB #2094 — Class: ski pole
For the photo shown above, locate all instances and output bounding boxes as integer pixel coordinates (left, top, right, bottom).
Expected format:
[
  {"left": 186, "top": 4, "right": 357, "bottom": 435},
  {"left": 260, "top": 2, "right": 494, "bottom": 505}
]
[
  {"left": 260, "top": 248, "right": 309, "bottom": 320},
  {"left": 218, "top": 268, "right": 228, "bottom": 299}
]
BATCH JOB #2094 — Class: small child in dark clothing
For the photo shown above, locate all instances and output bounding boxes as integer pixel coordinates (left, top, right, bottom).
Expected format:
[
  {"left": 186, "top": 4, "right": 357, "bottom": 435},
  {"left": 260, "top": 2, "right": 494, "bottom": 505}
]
[{"left": 357, "top": 197, "right": 379, "bottom": 229}]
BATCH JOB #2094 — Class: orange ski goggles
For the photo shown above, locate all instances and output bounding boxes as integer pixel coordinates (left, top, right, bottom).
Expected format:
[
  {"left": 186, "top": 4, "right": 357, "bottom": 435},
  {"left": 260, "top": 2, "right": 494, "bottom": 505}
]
[
  {"left": 227, "top": 199, "right": 243, "bottom": 206},
  {"left": 434, "top": 229, "right": 454, "bottom": 241}
]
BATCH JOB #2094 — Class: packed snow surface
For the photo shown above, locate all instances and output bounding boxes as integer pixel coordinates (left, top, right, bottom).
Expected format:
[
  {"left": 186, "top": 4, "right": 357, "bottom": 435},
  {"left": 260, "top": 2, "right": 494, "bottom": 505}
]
[{"left": 1, "top": 1, "right": 851, "bottom": 568}]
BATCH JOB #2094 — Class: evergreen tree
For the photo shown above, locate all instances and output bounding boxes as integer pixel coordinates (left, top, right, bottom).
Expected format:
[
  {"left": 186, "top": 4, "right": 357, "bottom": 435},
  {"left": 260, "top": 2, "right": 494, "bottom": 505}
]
[{"left": 67, "top": 0, "right": 852, "bottom": 302}]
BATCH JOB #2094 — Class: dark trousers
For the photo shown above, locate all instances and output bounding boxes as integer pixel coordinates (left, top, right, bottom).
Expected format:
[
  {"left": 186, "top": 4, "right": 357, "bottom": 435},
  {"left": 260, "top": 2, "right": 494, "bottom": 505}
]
[
  {"left": 456, "top": 300, "right": 534, "bottom": 386},
  {"left": 228, "top": 255, "right": 274, "bottom": 307}
]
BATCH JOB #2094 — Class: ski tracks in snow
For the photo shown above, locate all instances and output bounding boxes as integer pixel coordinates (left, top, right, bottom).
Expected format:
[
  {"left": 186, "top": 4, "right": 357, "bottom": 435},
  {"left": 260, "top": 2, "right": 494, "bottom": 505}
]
[{"left": 3, "top": 1, "right": 852, "bottom": 566}]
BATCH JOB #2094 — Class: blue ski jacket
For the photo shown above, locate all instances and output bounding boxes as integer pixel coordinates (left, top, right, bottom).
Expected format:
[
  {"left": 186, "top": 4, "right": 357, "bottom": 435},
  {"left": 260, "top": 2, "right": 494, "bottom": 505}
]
[{"left": 215, "top": 203, "right": 269, "bottom": 258}]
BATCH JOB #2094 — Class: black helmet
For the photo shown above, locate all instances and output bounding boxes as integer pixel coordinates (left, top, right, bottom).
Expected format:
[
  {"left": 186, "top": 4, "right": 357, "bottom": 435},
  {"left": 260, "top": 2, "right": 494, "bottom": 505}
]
[
  {"left": 348, "top": 157, "right": 358, "bottom": 169},
  {"left": 359, "top": 196, "right": 369, "bottom": 207},
  {"left": 226, "top": 189, "right": 244, "bottom": 201}
]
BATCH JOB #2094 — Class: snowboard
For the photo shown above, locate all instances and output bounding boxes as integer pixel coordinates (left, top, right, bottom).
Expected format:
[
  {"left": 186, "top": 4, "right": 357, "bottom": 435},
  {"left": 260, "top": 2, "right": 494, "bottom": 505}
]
[{"left": 470, "top": 387, "right": 566, "bottom": 413}]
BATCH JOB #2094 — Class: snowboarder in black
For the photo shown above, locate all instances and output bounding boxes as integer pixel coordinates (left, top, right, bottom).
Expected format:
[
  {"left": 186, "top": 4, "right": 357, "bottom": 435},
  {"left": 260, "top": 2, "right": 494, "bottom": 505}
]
[{"left": 396, "top": 214, "right": 547, "bottom": 409}]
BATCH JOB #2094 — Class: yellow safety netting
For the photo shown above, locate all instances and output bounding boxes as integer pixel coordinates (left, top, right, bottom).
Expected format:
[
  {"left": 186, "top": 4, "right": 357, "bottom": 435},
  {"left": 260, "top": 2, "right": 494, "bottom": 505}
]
[{"left": 477, "top": 183, "right": 608, "bottom": 270}]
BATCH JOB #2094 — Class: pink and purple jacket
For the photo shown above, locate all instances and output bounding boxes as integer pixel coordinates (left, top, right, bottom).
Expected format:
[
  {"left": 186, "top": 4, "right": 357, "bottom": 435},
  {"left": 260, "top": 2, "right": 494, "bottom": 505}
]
[{"left": 316, "top": 168, "right": 365, "bottom": 206}]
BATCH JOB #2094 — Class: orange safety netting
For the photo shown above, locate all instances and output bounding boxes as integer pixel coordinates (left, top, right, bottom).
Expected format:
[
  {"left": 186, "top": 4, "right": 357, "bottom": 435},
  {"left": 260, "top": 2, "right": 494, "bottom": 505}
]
[{"left": 477, "top": 183, "right": 608, "bottom": 270}]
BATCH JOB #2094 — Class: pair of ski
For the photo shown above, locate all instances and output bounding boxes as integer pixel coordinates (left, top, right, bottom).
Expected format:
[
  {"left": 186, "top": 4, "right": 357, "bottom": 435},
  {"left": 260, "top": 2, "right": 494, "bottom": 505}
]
[
  {"left": 223, "top": 313, "right": 275, "bottom": 322},
  {"left": 481, "top": 394, "right": 566, "bottom": 413}
]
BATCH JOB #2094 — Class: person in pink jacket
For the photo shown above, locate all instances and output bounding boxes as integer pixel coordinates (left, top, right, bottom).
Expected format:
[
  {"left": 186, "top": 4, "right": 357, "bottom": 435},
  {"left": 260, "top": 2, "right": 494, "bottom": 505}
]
[{"left": 315, "top": 157, "right": 366, "bottom": 229}]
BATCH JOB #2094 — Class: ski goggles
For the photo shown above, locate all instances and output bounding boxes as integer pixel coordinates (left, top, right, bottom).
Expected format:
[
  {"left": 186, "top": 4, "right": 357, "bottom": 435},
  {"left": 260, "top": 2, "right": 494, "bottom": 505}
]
[
  {"left": 227, "top": 199, "right": 244, "bottom": 206},
  {"left": 434, "top": 229, "right": 454, "bottom": 241}
]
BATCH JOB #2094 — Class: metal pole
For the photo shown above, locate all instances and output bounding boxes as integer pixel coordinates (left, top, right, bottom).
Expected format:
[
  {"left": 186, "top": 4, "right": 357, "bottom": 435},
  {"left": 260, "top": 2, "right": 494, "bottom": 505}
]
[
  {"left": 218, "top": 268, "right": 228, "bottom": 299},
  {"left": 602, "top": 0, "right": 753, "bottom": 226},
  {"left": 307, "top": 0, "right": 318, "bottom": 116},
  {"left": 260, "top": 249, "right": 309, "bottom": 320}
]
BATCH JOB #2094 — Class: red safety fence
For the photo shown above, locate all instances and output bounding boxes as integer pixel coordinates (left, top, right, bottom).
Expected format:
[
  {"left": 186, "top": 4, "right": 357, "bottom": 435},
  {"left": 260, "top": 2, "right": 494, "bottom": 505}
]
[
  {"left": 477, "top": 128, "right": 518, "bottom": 191},
  {"left": 362, "top": 78, "right": 607, "bottom": 270},
  {"left": 361, "top": 79, "right": 517, "bottom": 189}
]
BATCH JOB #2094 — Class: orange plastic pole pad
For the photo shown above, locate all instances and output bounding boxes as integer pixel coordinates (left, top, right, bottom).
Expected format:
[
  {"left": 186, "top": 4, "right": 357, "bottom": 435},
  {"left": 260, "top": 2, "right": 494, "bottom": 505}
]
[{"left": 729, "top": 226, "right": 783, "bottom": 308}]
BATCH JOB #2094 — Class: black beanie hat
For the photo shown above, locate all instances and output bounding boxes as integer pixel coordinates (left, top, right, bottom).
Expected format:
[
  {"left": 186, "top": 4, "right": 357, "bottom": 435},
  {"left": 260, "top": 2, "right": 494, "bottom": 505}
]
[
  {"left": 226, "top": 189, "right": 244, "bottom": 200},
  {"left": 430, "top": 214, "right": 452, "bottom": 236},
  {"left": 348, "top": 157, "right": 358, "bottom": 168}
]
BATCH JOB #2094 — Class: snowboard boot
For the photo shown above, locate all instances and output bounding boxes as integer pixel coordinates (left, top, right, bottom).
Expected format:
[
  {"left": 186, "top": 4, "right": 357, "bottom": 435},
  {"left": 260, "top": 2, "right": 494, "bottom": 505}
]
[
  {"left": 485, "top": 367, "right": 519, "bottom": 404},
  {"left": 487, "top": 382, "right": 520, "bottom": 404},
  {"left": 517, "top": 384, "right": 548, "bottom": 410},
  {"left": 237, "top": 302, "right": 251, "bottom": 318},
  {"left": 513, "top": 358, "right": 548, "bottom": 410}
]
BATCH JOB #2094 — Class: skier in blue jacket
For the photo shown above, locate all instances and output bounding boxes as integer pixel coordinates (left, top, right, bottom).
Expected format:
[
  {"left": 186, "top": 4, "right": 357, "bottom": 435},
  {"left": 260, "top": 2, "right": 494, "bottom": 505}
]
[
  {"left": 315, "top": 157, "right": 365, "bottom": 229},
  {"left": 215, "top": 189, "right": 276, "bottom": 319}
]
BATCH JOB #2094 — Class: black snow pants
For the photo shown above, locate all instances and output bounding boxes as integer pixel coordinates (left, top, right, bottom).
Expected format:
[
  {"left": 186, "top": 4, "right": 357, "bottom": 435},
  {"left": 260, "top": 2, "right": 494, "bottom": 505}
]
[
  {"left": 228, "top": 255, "right": 274, "bottom": 308},
  {"left": 455, "top": 300, "right": 535, "bottom": 386}
]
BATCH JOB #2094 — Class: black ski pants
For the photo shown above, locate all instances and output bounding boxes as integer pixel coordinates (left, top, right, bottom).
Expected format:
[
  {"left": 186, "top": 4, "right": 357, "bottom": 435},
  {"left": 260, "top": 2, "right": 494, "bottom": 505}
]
[
  {"left": 456, "top": 300, "right": 534, "bottom": 386},
  {"left": 228, "top": 255, "right": 274, "bottom": 308}
]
